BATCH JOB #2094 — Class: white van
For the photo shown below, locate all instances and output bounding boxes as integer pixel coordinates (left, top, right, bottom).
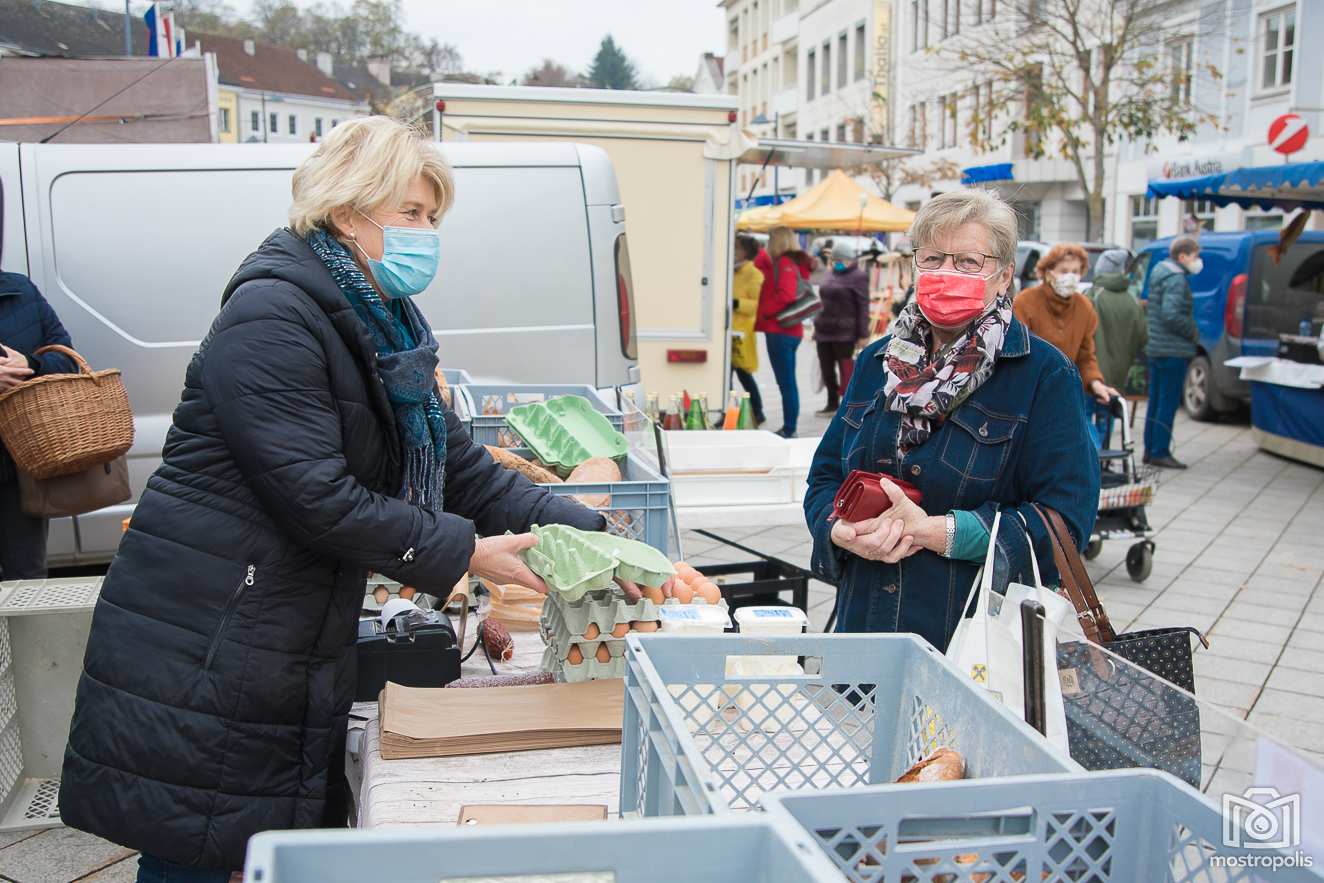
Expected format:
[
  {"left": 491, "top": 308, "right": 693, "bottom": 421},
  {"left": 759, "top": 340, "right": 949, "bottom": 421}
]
[{"left": 0, "top": 140, "right": 637, "bottom": 566}]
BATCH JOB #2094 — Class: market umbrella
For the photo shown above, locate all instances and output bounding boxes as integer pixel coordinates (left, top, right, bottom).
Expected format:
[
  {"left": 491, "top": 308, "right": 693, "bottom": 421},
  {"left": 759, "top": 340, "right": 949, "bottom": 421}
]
[{"left": 736, "top": 169, "right": 915, "bottom": 233}]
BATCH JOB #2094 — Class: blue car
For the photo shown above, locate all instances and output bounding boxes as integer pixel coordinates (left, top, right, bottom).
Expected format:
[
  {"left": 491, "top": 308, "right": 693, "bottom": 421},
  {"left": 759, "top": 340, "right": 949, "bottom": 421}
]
[{"left": 1135, "top": 230, "right": 1324, "bottom": 420}]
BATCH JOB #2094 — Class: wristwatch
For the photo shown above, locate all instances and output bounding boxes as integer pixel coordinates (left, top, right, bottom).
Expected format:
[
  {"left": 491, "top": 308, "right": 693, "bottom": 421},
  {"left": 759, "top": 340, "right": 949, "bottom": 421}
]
[{"left": 943, "top": 513, "right": 956, "bottom": 558}]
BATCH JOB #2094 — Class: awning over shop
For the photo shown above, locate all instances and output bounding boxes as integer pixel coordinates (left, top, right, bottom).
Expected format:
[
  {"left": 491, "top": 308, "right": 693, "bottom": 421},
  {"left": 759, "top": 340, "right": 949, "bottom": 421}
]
[
  {"left": 736, "top": 169, "right": 915, "bottom": 233},
  {"left": 735, "top": 191, "right": 796, "bottom": 210},
  {"left": 737, "top": 138, "right": 919, "bottom": 169},
  {"left": 961, "top": 162, "right": 1014, "bottom": 185},
  {"left": 1146, "top": 160, "right": 1324, "bottom": 211}
]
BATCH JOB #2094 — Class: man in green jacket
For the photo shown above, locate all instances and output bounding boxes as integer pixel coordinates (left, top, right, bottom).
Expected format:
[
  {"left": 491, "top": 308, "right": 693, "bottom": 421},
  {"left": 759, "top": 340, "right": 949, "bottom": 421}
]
[
  {"left": 1144, "top": 236, "right": 1202, "bottom": 469},
  {"left": 1090, "top": 249, "right": 1147, "bottom": 450}
]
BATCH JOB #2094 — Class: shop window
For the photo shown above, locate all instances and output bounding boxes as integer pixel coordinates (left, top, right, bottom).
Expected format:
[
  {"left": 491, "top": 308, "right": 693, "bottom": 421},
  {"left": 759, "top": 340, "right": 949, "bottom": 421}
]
[
  {"left": 854, "top": 24, "right": 866, "bottom": 81},
  {"left": 250, "top": 110, "right": 259, "bottom": 133},
  {"left": 1259, "top": 8, "right": 1295, "bottom": 91},
  {"left": 1168, "top": 38, "right": 1193, "bottom": 106},
  {"left": 218, "top": 107, "right": 231, "bottom": 133},
  {"left": 1130, "top": 194, "right": 1159, "bottom": 248}
]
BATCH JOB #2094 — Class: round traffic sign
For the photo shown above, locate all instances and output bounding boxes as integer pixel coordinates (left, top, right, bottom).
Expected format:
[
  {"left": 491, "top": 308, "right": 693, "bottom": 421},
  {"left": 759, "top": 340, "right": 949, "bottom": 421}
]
[{"left": 1269, "top": 113, "right": 1309, "bottom": 156}]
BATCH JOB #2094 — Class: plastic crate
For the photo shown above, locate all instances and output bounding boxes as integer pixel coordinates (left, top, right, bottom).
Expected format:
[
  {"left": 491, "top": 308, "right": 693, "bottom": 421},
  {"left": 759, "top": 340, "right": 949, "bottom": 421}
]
[
  {"left": 464, "top": 383, "right": 624, "bottom": 447},
  {"left": 520, "top": 449, "right": 673, "bottom": 555},
  {"left": 762, "top": 769, "right": 1321, "bottom": 882},
  {"left": 244, "top": 815, "right": 844, "bottom": 883},
  {"left": 620, "top": 634, "right": 1077, "bottom": 818}
]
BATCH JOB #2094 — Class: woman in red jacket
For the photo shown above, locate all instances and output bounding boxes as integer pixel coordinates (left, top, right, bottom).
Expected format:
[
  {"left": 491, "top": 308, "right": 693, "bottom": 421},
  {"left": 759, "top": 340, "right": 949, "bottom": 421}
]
[{"left": 755, "top": 226, "right": 812, "bottom": 438}]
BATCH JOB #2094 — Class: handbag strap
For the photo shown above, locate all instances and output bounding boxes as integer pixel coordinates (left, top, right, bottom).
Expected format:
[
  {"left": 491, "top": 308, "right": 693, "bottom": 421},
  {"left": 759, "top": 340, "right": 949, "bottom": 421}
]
[{"left": 1031, "top": 505, "right": 1115, "bottom": 644}]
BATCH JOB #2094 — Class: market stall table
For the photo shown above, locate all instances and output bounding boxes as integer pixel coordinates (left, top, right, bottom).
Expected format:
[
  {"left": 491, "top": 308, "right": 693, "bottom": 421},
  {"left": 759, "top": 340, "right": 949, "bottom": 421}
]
[
  {"left": 1226, "top": 354, "right": 1324, "bottom": 467},
  {"left": 346, "top": 624, "right": 623, "bottom": 828}
]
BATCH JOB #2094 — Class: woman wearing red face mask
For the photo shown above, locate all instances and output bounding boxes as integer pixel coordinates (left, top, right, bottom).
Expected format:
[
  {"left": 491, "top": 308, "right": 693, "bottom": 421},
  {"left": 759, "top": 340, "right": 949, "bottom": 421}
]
[{"left": 803, "top": 190, "right": 1099, "bottom": 647}]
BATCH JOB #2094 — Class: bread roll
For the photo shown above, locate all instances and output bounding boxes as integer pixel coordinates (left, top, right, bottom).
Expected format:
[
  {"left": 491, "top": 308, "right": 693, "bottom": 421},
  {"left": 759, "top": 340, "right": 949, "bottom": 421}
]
[
  {"left": 485, "top": 445, "right": 562, "bottom": 484},
  {"left": 566, "top": 457, "right": 622, "bottom": 508},
  {"left": 895, "top": 747, "right": 965, "bottom": 784}
]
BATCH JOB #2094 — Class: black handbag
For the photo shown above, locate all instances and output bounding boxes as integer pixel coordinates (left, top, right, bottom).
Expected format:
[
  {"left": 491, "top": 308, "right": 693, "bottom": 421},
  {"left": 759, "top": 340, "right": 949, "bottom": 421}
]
[
  {"left": 773, "top": 262, "right": 822, "bottom": 327},
  {"left": 1036, "top": 506, "right": 1207, "bottom": 787}
]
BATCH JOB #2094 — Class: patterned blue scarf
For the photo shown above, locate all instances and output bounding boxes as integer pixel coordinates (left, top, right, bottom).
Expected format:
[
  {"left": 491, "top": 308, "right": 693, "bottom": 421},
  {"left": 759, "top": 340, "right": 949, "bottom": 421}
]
[{"left": 306, "top": 228, "right": 447, "bottom": 511}]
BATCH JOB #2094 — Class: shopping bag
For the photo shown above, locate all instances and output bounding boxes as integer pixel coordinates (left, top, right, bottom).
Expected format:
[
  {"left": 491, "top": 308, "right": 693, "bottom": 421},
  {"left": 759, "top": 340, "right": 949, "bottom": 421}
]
[
  {"left": 946, "top": 510, "right": 1070, "bottom": 753},
  {"left": 17, "top": 455, "right": 130, "bottom": 518}
]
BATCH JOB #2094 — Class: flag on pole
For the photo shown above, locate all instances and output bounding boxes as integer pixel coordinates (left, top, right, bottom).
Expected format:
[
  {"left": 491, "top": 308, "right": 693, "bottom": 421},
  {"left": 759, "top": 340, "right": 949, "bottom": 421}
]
[{"left": 144, "top": 3, "right": 177, "bottom": 58}]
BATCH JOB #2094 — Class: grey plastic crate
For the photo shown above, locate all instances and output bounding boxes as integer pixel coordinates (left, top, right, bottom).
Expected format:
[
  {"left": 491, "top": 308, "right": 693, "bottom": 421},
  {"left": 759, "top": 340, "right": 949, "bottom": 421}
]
[
  {"left": 464, "top": 383, "right": 624, "bottom": 447},
  {"left": 762, "top": 769, "right": 1321, "bottom": 882},
  {"left": 244, "top": 815, "right": 844, "bottom": 883},
  {"left": 621, "top": 634, "right": 1077, "bottom": 819},
  {"left": 521, "top": 449, "right": 673, "bottom": 555},
  {"left": 438, "top": 368, "right": 473, "bottom": 386}
]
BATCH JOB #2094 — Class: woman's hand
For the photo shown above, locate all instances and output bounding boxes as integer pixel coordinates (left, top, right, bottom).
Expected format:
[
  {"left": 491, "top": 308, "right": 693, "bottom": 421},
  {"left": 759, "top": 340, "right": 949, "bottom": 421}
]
[
  {"left": 829, "top": 479, "right": 949, "bottom": 562},
  {"left": 614, "top": 576, "right": 676, "bottom": 603},
  {"left": 1089, "top": 379, "right": 1119, "bottom": 405},
  {"left": 0, "top": 345, "right": 31, "bottom": 392},
  {"left": 469, "top": 534, "right": 549, "bottom": 594}
]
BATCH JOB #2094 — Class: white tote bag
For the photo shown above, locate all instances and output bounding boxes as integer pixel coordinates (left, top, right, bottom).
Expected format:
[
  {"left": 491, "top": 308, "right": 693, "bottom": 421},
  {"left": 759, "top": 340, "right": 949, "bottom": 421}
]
[{"left": 946, "top": 510, "right": 1072, "bottom": 753}]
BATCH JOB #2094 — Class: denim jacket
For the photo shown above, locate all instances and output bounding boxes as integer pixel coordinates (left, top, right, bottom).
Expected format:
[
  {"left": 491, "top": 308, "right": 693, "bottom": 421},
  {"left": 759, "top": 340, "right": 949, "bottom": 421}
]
[{"left": 804, "top": 317, "right": 1100, "bottom": 650}]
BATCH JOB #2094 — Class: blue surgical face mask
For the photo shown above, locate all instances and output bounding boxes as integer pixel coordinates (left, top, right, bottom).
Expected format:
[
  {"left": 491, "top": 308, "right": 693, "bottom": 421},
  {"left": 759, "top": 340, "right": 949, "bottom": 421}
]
[
  {"left": 355, "top": 211, "right": 440, "bottom": 298},
  {"left": 833, "top": 261, "right": 848, "bottom": 273}
]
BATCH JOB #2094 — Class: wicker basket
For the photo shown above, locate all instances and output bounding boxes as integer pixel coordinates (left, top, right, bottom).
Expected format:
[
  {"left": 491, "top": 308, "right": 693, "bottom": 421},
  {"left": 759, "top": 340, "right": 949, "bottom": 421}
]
[{"left": 0, "top": 345, "right": 134, "bottom": 479}]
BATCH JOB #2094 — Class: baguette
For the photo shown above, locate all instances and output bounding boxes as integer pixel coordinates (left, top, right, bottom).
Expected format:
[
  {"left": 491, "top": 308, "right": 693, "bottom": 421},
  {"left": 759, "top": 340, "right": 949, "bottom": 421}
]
[
  {"left": 896, "top": 747, "right": 965, "bottom": 783},
  {"left": 485, "top": 445, "right": 562, "bottom": 484}
]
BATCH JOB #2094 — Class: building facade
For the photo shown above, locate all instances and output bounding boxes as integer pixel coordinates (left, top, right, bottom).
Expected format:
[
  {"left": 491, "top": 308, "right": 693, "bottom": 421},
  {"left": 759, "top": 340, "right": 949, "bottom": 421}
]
[{"left": 890, "top": 0, "right": 1324, "bottom": 247}]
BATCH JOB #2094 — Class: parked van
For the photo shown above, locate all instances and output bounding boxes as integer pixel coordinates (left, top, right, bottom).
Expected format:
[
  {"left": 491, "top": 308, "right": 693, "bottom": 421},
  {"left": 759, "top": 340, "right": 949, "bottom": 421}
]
[
  {"left": 0, "top": 140, "right": 636, "bottom": 565},
  {"left": 1134, "top": 230, "right": 1324, "bottom": 420}
]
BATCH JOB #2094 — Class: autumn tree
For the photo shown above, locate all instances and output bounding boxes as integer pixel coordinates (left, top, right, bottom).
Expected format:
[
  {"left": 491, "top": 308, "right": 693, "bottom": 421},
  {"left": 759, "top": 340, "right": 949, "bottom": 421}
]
[
  {"left": 587, "top": 36, "right": 638, "bottom": 90},
  {"left": 522, "top": 59, "right": 580, "bottom": 87},
  {"left": 936, "top": 0, "right": 1224, "bottom": 238},
  {"left": 665, "top": 74, "right": 696, "bottom": 93}
]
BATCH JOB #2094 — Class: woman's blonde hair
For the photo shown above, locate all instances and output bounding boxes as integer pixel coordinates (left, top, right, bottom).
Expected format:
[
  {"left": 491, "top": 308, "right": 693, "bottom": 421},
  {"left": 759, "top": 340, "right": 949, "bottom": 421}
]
[
  {"left": 909, "top": 189, "right": 1018, "bottom": 267},
  {"left": 768, "top": 226, "right": 798, "bottom": 258},
  {"left": 289, "top": 116, "right": 455, "bottom": 236}
]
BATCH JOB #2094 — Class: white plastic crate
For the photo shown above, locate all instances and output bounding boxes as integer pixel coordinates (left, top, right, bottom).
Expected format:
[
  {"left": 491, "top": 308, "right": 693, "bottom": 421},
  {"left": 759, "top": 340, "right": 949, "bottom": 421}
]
[
  {"left": 0, "top": 578, "right": 102, "bottom": 833},
  {"left": 244, "top": 816, "right": 844, "bottom": 883},
  {"left": 762, "top": 769, "right": 1322, "bottom": 882},
  {"left": 670, "top": 471, "right": 794, "bottom": 507},
  {"left": 663, "top": 430, "right": 789, "bottom": 474},
  {"left": 620, "top": 634, "right": 1077, "bottom": 819}
]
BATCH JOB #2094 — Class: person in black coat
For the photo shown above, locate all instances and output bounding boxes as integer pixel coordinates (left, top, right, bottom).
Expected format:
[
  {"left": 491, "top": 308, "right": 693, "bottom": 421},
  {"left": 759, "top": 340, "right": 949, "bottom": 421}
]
[
  {"left": 0, "top": 272, "right": 75, "bottom": 580},
  {"left": 813, "top": 240, "right": 871, "bottom": 415},
  {"left": 59, "top": 117, "right": 607, "bottom": 880}
]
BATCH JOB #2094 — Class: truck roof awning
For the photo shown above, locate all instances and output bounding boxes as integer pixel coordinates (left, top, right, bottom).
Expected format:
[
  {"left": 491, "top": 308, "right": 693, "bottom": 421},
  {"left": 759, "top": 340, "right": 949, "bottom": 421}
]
[{"left": 739, "top": 138, "right": 920, "bottom": 169}]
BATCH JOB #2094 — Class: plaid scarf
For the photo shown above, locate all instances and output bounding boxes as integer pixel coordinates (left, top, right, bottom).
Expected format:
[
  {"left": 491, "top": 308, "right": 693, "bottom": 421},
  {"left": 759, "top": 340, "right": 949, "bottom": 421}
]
[
  {"left": 306, "top": 228, "right": 447, "bottom": 511},
  {"left": 882, "top": 296, "right": 1013, "bottom": 451}
]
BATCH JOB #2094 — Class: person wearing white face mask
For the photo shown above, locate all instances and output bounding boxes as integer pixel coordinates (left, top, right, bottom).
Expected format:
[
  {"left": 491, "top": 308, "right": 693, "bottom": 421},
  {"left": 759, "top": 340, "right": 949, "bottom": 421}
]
[
  {"left": 59, "top": 116, "right": 610, "bottom": 880},
  {"left": 1012, "top": 244, "right": 1120, "bottom": 447},
  {"left": 1143, "top": 235, "right": 1203, "bottom": 469}
]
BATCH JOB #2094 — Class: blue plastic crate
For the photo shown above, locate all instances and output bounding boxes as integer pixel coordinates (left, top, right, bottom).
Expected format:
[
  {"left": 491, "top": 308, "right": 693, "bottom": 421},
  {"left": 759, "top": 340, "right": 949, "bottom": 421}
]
[
  {"left": 520, "top": 449, "right": 673, "bottom": 556},
  {"left": 244, "top": 816, "right": 844, "bottom": 883},
  {"left": 762, "top": 769, "right": 1321, "bottom": 882},
  {"left": 621, "top": 634, "right": 1077, "bottom": 818},
  {"left": 463, "top": 383, "right": 624, "bottom": 447},
  {"left": 438, "top": 368, "right": 473, "bottom": 386}
]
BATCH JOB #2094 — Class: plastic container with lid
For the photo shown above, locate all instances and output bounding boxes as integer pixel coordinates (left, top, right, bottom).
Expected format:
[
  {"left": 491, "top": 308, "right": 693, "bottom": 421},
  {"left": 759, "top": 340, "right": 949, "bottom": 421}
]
[
  {"left": 732, "top": 605, "right": 807, "bottom": 637},
  {"left": 657, "top": 603, "right": 732, "bottom": 635}
]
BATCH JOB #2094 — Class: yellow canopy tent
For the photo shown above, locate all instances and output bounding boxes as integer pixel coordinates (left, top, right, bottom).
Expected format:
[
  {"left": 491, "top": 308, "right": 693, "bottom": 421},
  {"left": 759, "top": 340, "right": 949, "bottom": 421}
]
[{"left": 736, "top": 169, "right": 915, "bottom": 234}]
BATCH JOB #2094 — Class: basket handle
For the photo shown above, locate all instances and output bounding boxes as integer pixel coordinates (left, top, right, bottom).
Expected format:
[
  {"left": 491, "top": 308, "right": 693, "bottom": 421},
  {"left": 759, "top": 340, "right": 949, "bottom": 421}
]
[{"left": 32, "top": 345, "right": 98, "bottom": 382}]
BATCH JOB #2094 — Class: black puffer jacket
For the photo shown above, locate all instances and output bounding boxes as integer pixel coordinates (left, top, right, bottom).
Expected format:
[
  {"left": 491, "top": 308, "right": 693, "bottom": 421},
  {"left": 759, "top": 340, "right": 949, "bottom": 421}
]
[{"left": 59, "top": 230, "right": 603, "bottom": 870}]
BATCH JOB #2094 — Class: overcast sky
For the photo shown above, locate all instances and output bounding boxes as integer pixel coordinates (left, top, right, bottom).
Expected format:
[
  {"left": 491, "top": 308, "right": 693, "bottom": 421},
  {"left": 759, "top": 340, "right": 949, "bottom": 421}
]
[{"left": 90, "top": 0, "right": 728, "bottom": 85}]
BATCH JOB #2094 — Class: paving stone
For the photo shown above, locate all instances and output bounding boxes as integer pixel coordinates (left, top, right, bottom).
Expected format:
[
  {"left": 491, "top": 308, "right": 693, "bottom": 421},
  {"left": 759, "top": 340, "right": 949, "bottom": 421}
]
[
  {"left": 1132, "top": 608, "right": 1218, "bottom": 633},
  {"left": 0, "top": 829, "right": 134, "bottom": 883},
  {"left": 74, "top": 855, "right": 141, "bottom": 882},
  {"left": 1220, "top": 603, "right": 1302, "bottom": 628},
  {"left": 1193, "top": 676, "right": 1263, "bottom": 711},
  {"left": 1295, "top": 612, "right": 1324, "bottom": 634},
  {"left": 1199, "top": 635, "right": 1283, "bottom": 665},
  {"left": 1193, "top": 654, "right": 1272, "bottom": 687},
  {"left": 1271, "top": 647, "right": 1324, "bottom": 674},
  {"left": 0, "top": 831, "right": 40, "bottom": 851},
  {"left": 1209, "top": 619, "right": 1295, "bottom": 644},
  {"left": 1229, "top": 588, "right": 1311, "bottom": 613},
  {"left": 1150, "top": 592, "right": 1232, "bottom": 617},
  {"left": 1175, "top": 565, "right": 1250, "bottom": 589},
  {"left": 1265, "top": 666, "right": 1324, "bottom": 698},
  {"left": 1251, "top": 689, "right": 1324, "bottom": 725}
]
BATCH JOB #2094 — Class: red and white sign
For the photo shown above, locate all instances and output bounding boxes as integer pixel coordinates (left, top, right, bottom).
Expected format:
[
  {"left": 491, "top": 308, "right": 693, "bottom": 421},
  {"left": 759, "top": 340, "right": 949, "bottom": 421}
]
[{"left": 1269, "top": 113, "right": 1310, "bottom": 156}]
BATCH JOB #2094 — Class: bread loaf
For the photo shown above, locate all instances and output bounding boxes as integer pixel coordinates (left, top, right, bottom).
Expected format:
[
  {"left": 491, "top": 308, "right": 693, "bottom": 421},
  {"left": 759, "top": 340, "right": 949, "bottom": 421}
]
[
  {"left": 485, "top": 445, "right": 562, "bottom": 484},
  {"left": 433, "top": 366, "right": 453, "bottom": 409},
  {"left": 566, "top": 457, "right": 622, "bottom": 508},
  {"left": 895, "top": 747, "right": 965, "bottom": 783}
]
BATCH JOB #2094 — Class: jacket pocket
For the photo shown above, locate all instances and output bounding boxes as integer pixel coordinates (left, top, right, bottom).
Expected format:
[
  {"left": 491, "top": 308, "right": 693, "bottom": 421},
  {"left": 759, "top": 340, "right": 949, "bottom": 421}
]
[
  {"left": 204, "top": 563, "right": 255, "bottom": 671},
  {"left": 938, "top": 405, "right": 1020, "bottom": 486}
]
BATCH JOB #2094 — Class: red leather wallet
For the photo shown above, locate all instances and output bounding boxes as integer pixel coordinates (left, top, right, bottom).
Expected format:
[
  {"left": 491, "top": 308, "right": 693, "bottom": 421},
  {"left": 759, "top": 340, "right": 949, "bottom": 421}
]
[{"left": 832, "top": 470, "right": 923, "bottom": 522}]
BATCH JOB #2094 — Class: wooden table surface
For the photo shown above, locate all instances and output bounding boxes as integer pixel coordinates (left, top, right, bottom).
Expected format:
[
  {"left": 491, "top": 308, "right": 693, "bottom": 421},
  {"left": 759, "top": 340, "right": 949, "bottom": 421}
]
[{"left": 347, "top": 620, "right": 624, "bottom": 828}]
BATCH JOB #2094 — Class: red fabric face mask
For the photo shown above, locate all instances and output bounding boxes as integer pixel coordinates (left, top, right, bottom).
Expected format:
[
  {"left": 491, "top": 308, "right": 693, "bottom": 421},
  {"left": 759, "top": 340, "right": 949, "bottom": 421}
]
[{"left": 915, "top": 270, "right": 991, "bottom": 328}]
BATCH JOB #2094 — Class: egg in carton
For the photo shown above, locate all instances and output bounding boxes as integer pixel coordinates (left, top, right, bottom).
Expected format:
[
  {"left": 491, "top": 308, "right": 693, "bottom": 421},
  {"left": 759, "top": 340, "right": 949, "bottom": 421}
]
[
  {"left": 538, "top": 589, "right": 663, "bottom": 660},
  {"left": 540, "top": 643, "right": 628, "bottom": 683}
]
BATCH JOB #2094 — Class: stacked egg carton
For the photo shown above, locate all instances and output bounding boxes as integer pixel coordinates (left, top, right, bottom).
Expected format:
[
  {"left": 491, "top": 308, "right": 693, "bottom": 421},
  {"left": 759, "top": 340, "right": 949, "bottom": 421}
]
[{"left": 539, "top": 591, "right": 662, "bottom": 682}]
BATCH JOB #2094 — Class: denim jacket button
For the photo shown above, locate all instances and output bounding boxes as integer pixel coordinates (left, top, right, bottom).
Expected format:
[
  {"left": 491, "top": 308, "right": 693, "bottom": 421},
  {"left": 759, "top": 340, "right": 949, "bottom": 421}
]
[
  {"left": 882, "top": 583, "right": 898, "bottom": 594},
  {"left": 978, "top": 422, "right": 990, "bottom": 437},
  {"left": 909, "top": 464, "right": 921, "bottom": 477}
]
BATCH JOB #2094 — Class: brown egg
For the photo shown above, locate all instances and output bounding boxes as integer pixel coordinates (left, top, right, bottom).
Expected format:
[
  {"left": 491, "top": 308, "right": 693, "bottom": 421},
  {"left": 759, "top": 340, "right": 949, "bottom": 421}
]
[
  {"left": 582, "top": 622, "right": 600, "bottom": 641},
  {"left": 399, "top": 586, "right": 417, "bottom": 601},
  {"left": 566, "top": 645, "right": 584, "bottom": 666},
  {"left": 696, "top": 581, "right": 722, "bottom": 605},
  {"left": 611, "top": 622, "right": 630, "bottom": 639},
  {"left": 642, "top": 585, "right": 665, "bottom": 605},
  {"left": 372, "top": 585, "right": 389, "bottom": 604},
  {"left": 595, "top": 643, "right": 612, "bottom": 663},
  {"left": 632, "top": 620, "right": 659, "bottom": 632},
  {"left": 674, "top": 562, "right": 699, "bottom": 580},
  {"left": 669, "top": 581, "right": 695, "bottom": 604}
]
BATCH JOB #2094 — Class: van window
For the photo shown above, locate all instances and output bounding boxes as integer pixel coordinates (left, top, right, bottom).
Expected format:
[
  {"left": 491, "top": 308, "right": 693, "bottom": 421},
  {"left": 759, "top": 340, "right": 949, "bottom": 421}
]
[
  {"left": 1246, "top": 243, "right": 1324, "bottom": 341},
  {"left": 1128, "top": 251, "right": 1155, "bottom": 299}
]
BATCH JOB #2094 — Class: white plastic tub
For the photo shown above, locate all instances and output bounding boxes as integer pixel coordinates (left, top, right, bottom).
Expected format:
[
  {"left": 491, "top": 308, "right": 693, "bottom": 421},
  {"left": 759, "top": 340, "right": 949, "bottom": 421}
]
[
  {"left": 657, "top": 604, "right": 731, "bottom": 635},
  {"left": 664, "top": 430, "right": 788, "bottom": 474},
  {"left": 670, "top": 472, "right": 794, "bottom": 507}
]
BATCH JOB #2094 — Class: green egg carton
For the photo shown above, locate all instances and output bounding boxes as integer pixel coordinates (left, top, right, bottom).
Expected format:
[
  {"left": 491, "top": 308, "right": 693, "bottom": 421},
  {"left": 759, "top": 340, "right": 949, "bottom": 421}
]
[
  {"left": 522, "top": 524, "right": 618, "bottom": 601},
  {"left": 507, "top": 395, "right": 629, "bottom": 476},
  {"left": 540, "top": 644, "right": 628, "bottom": 682},
  {"left": 582, "top": 532, "right": 675, "bottom": 588},
  {"left": 538, "top": 590, "right": 662, "bottom": 662}
]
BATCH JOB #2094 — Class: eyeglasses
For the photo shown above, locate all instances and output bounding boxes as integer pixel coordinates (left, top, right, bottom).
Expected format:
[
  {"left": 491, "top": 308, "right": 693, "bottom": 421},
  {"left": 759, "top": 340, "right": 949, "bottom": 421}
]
[{"left": 914, "top": 248, "right": 1000, "bottom": 274}]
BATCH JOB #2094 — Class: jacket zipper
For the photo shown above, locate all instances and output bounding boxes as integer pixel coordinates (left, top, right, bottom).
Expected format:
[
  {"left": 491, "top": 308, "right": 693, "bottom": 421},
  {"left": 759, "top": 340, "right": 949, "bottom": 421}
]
[{"left": 204, "top": 564, "right": 255, "bottom": 670}]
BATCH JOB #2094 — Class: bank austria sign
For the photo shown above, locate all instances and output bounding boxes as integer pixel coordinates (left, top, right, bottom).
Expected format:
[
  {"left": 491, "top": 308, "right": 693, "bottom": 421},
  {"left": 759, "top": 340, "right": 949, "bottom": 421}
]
[{"left": 1147, "top": 147, "right": 1253, "bottom": 181}]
